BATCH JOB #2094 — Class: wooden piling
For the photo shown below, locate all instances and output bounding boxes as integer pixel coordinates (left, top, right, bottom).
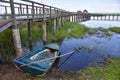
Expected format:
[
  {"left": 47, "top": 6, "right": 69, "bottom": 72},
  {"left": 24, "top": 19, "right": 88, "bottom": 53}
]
[
  {"left": 58, "top": 17, "right": 61, "bottom": 29},
  {"left": 72, "top": 15, "right": 74, "bottom": 22},
  {"left": 26, "top": 5, "right": 29, "bottom": 18},
  {"left": 42, "top": 5, "right": 47, "bottom": 44},
  {"left": 27, "top": 21, "right": 32, "bottom": 50},
  {"left": 74, "top": 15, "right": 76, "bottom": 22},
  {"left": 53, "top": 8, "right": 57, "bottom": 33},
  {"left": 10, "top": 0, "right": 22, "bottom": 57},
  {"left": 32, "top": 2, "right": 34, "bottom": 20},
  {"left": 5, "top": 6, "right": 7, "bottom": 19},
  {"left": 20, "top": 4, "right": 22, "bottom": 15},
  {"left": 54, "top": 18, "right": 56, "bottom": 33},
  {"left": 49, "top": 6, "right": 52, "bottom": 32},
  {"left": 42, "top": 21, "right": 47, "bottom": 44}
]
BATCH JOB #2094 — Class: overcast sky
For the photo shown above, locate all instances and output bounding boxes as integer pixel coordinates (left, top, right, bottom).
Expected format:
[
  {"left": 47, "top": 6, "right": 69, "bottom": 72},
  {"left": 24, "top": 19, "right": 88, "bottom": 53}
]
[
  {"left": 33, "top": 0, "right": 120, "bottom": 13},
  {"left": 2, "top": 0, "right": 120, "bottom": 13}
]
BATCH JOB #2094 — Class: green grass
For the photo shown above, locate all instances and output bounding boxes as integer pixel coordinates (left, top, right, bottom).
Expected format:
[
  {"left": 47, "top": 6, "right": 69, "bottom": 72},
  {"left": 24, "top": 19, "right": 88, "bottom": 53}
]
[
  {"left": 19, "top": 22, "right": 42, "bottom": 47},
  {"left": 47, "top": 22, "right": 90, "bottom": 42},
  {"left": 109, "top": 27, "right": 120, "bottom": 34},
  {"left": 80, "top": 58, "right": 120, "bottom": 80},
  {"left": 98, "top": 27, "right": 112, "bottom": 36},
  {"left": 0, "top": 28, "right": 15, "bottom": 57}
]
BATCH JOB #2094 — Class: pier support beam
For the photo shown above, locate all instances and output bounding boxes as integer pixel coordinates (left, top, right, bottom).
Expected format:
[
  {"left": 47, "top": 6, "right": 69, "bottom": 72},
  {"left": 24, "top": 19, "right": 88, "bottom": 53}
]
[
  {"left": 42, "top": 21, "right": 47, "bottom": 44},
  {"left": 74, "top": 15, "right": 76, "bottom": 22},
  {"left": 58, "top": 17, "right": 61, "bottom": 29},
  {"left": 27, "top": 22, "right": 32, "bottom": 50},
  {"left": 62, "top": 17, "right": 65, "bottom": 26},
  {"left": 61, "top": 17, "right": 63, "bottom": 26},
  {"left": 12, "top": 29, "right": 22, "bottom": 57},
  {"left": 53, "top": 18, "right": 56, "bottom": 33},
  {"left": 72, "top": 15, "right": 74, "bottom": 22},
  {"left": 42, "top": 5, "right": 47, "bottom": 44},
  {"left": 10, "top": 0, "right": 22, "bottom": 57}
]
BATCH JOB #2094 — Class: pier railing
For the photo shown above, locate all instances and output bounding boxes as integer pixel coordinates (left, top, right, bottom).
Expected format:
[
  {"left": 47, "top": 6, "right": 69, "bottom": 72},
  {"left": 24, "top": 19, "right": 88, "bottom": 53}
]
[{"left": 0, "top": 0, "right": 71, "bottom": 20}]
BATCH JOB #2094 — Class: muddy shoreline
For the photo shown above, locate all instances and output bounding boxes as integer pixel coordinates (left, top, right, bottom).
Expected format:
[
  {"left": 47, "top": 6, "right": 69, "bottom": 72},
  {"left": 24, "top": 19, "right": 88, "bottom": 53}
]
[{"left": 0, "top": 61, "right": 80, "bottom": 80}]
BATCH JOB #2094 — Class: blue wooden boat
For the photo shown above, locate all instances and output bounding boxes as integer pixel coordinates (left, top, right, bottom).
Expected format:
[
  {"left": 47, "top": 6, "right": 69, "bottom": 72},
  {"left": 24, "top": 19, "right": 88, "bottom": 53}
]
[{"left": 14, "top": 43, "right": 59, "bottom": 76}]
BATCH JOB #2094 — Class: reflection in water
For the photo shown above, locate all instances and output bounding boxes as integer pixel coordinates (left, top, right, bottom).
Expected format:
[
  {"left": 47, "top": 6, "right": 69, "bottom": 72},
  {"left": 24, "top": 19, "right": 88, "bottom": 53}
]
[{"left": 58, "top": 34, "right": 120, "bottom": 71}]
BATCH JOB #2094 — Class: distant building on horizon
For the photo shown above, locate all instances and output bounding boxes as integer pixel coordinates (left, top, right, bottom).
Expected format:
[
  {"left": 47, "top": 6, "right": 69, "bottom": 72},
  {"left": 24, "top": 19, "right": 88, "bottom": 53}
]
[{"left": 77, "top": 9, "right": 88, "bottom": 13}]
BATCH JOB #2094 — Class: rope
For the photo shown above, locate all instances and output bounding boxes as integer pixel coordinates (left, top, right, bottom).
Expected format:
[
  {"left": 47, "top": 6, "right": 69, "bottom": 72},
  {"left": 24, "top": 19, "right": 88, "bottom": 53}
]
[{"left": 20, "top": 50, "right": 76, "bottom": 67}]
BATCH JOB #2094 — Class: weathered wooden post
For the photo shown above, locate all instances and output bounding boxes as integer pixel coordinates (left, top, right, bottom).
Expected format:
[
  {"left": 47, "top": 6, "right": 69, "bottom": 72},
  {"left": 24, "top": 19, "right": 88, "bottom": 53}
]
[
  {"left": 42, "top": 5, "right": 47, "bottom": 44},
  {"left": 61, "top": 11, "right": 63, "bottom": 26},
  {"left": 62, "top": 11, "right": 65, "bottom": 26},
  {"left": 10, "top": 0, "right": 22, "bottom": 57},
  {"left": 36, "top": 7, "right": 38, "bottom": 18},
  {"left": 72, "top": 15, "right": 74, "bottom": 22},
  {"left": 5, "top": 6, "right": 7, "bottom": 19},
  {"left": 92, "top": 16, "right": 94, "bottom": 20},
  {"left": 108, "top": 15, "right": 110, "bottom": 20},
  {"left": 39, "top": 8, "right": 41, "bottom": 17},
  {"left": 18, "top": 7, "right": 20, "bottom": 15},
  {"left": 53, "top": 8, "right": 56, "bottom": 33},
  {"left": 58, "top": 10, "right": 61, "bottom": 29},
  {"left": 97, "top": 16, "right": 99, "bottom": 20},
  {"left": 32, "top": 2, "right": 34, "bottom": 20},
  {"left": 116, "top": 15, "right": 118, "bottom": 21},
  {"left": 113, "top": 15, "right": 115, "bottom": 21},
  {"left": 74, "top": 14, "right": 76, "bottom": 22},
  {"left": 105, "top": 16, "right": 106, "bottom": 20},
  {"left": 76, "top": 14, "right": 78, "bottom": 22},
  {"left": 26, "top": 5, "right": 29, "bottom": 18},
  {"left": 27, "top": 21, "right": 32, "bottom": 50},
  {"left": 20, "top": 4, "right": 22, "bottom": 15},
  {"left": 56, "top": 8, "right": 59, "bottom": 30},
  {"left": 23, "top": 8, "right": 25, "bottom": 15},
  {"left": 100, "top": 16, "right": 102, "bottom": 20},
  {"left": 49, "top": 6, "right": 53, "bottom": 32},
  {"left": 69, "top": 13, "right": 71, "bottom": 22}
]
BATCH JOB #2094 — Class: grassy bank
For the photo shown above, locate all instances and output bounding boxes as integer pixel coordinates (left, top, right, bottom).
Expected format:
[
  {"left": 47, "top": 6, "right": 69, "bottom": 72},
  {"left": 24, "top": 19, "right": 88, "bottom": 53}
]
[
  {"left": 47, "top": 22, "right": 90, "bottom": 42},
  {"left": 109, "top": 27, "right": 120, "bottom": 34},
  {"left": 0, "top": 28, "right": 15, "bottom": 58},
  {"left": 33, "top": 58, "right": 120, "bottom": 80},
  {"left": 80, "top": 58, "right": 120, "bottom": 80}
]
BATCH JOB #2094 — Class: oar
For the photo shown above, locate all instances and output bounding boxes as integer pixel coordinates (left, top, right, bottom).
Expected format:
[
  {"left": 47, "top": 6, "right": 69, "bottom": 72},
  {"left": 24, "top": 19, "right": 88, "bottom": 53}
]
[
  {"left": 58, "top": 48, "right": 81, "bottom": 68},
  {"left": 20, "top": 48, "right": 81, "bottom": 67}
]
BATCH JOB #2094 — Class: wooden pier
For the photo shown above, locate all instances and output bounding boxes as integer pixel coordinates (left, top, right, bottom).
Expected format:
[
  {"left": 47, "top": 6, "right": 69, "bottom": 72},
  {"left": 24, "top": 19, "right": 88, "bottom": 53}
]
[
  {"left": 91, "top": 13, "right": 120, "bottom": 21},
  {"left": 0, "top": 0, "right": 90, "bottom": 57},
  {"left": 0, "top": 0, "right": 119, "bottom": 57}
]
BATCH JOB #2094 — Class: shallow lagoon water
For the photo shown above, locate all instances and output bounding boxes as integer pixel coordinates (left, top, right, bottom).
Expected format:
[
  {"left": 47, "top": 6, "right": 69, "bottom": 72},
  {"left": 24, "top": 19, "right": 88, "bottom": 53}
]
[
  {"left": 58, "top": 34, "right": 120, "bottom": 71},
  {"left": 58, "top": 20, "right": 120, "bottom": 71}
]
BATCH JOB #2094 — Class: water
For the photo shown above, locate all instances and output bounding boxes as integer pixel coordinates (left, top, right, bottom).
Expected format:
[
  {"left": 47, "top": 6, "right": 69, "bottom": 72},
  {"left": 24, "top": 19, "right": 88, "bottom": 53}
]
[
  {"left": 59, "top": 20, "right": 120, "bottom": 71},
  {"left": 59, "top": 34, "right": 120, "bottom": 71},
  {"left": 80, "top": 20, "right": 120, "bottom": 28}
]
